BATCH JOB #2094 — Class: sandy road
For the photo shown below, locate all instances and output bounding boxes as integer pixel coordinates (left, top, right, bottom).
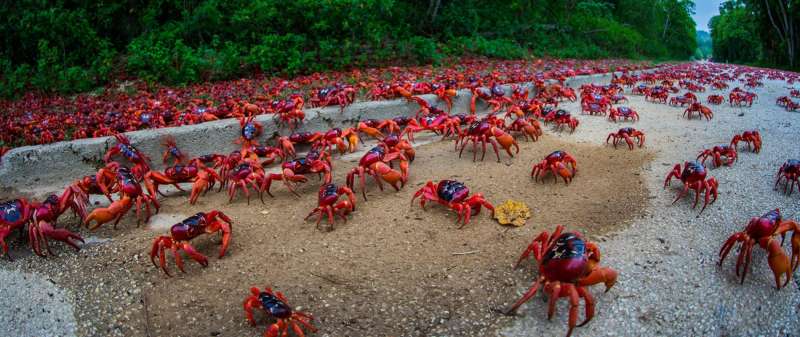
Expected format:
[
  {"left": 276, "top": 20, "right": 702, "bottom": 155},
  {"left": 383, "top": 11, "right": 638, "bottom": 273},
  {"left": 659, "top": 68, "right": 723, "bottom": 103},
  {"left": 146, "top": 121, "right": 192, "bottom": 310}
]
[
  {"left": 502, "top": 78, "right": 800, "bottom": 337},
  {"left": 2, "top": 67, "right": 799, "bottom": 337}
]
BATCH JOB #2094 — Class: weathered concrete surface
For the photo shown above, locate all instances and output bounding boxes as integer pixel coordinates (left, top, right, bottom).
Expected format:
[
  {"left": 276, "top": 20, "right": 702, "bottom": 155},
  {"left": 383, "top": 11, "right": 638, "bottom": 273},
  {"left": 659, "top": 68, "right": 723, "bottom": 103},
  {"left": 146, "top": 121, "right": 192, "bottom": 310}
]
[
  {"left": 0, "top": 269, "right": 78, "bottom": 337},
  {"left": 0, "top": 70, "right": 635, "bottom": 197}
]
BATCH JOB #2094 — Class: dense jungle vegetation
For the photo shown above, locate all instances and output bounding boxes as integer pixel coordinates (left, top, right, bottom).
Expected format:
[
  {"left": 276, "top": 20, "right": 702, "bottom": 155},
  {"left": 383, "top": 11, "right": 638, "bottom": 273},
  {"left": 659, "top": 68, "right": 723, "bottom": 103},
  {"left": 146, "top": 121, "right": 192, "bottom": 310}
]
[
  {"left": 710, "top": 0, "right": 798, "bottom": 69},
  {"left": 0, "top": 0, "right": 698, "bottom": 98}
]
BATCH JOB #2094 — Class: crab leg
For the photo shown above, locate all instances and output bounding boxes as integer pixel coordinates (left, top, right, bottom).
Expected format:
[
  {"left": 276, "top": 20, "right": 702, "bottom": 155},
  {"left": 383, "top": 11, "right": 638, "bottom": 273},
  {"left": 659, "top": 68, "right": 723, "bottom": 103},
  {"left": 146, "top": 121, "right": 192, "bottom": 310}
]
[
  {"left": 545, "top": 281, "right": 562, "bottom": 320},
  {"left": 180, "top": 242, "right": 209, "bottom": 267},
  {"left": 763, "top": 237, "right": 792, "bottom": 289},
  {"left": 172, "top": 243, "right": 185, "bottom": 273},
  {"left": 504, "top": 276, "right": 544, "bottom": 315},
  {"left": 576, "top": 286, "right": 595, "bottom": 327},
  {"left": 564, "top": 284, "right": 581, "bottom": 337}
]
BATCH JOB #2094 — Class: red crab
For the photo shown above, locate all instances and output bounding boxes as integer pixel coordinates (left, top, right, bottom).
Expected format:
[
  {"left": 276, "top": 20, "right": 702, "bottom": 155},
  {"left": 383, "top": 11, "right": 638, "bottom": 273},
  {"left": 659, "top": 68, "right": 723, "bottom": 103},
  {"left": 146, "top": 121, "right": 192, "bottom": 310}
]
[
  {"left": 411, "top": 180, "right": 494, "bottom": 228},
  {"left": 531, "top": 151, "right": 577, "bottom": 184},
  {"left": 226, "top": 159, "right": 267, "bottom": 204},
  {"left": 71, "top": 174, "right": 114, "bottom": 202},
  {"left": 161, "top": 135, "right": 186, "bottom": 165},
  {"left": 606, "top": 127, "right": 645, "bottom": 150},
  {"left": 243, "top": 287, "right": 317, "bottom": 337},
  {"left": 309, "top": 84, "right": 356, "bottom": 111},
  {"left": 507, "top": 118, "right": 543, "bottom": 142},
  {"left": 669, "top": 94, "right": 696, "bottom": 106},
  {"left": 645, "top": 88, "right": 668, "bottom": 103},
  {"left": 683, "top": 102, "right": 713, "bottom": 120},
  {"left": 729, "top": 90, "right": 757, "bottom": 107},
  {"left": 103, "top": 134, "right": 151, "bottom": 179},
  {"left": 609, "top": 93, "right": 628, "bottom": 104},
  {"left": 484, "top": 84, "right": 514, "bottom": 112},
  {"left": 276, "top": 131, "right": 323, "bottom": 159},
  {"left": 356, "top": 119, "right": 400, "bottom": 139},
  {"left": 663, "top": 161, "right": 719, "bottom": 214},
  {"left": 272, "top": 95, "right": 306, "bottom": 129},
  {"left": 143, "top": 161, "right": 221, "bottom": 204},
  {"left": 730, "top": 130, "right": 762, "bottom": 153},
  {"left": 697, "top": 145, "right": 737, "bottom": 168},
  {"left": 150, "top": 211, "right": 232, "bottom": 276},
  {"left": 631, "top": 84, "right": 650, "bottom": 95},
  {"left": 457, "top": 119, "right": 519, "bottom": 162},
  {"left": 346, "top": 145, "right": 408, "bottom": 200},
  {"left": 433, "top": 83, "right": 458, "bottom": 112},
  {"left": 402, "top": 111, "right": 450, "bottom": 142},
  {"left": 236, "top": 115, "right": 263, "bottom": 150},
  {"left": 243, "top": 145, "right": 286, "bottom": 167},
  {"left": 311, "top": 127, "right": 359, "bottom": 154},
  {"left": 719, "top": 209, "right": 799, "bottom": 289},
  {"left": 379, "top": 133, "right": 416, "bottom": 163},
  {"left": 407, "top": 96, "right": 436, "bottom": 118},
  {"left": 711, "top": 81, "right": 729, "bottom": 90},
  {"left": 707, "top": 95, "right": 724, "bottom": 105},
  {"left": 504, "top": 225, "right": 618, "bottom": 337},
  {"left": 0, "top": 186, "right": 87, "bottom": 259},
  {"left": 511, "top": 84, "right": 530, "bottom": 101},
  {"left": 608, "top": 107, "right": 639, "bottom": 122},
  {"left": 305, "top": 183, "right": 356, "bottom": 230},
  {"left": 218, "top": 150, "right": 245, "bottom": 187},
  {"left": 544, "top": 109, "right": 579, "bottom": 133},
  {"left": 580, "top": 102, "right": 608, "bottom": 116},
  {"left": 87, "top": 164, "right": 160, "bottom": 229},
  {"left": 777, "top": 96, "right": 793, "bottom": 107},
  {"left": 263, "top": 152, "right": 333, "bottom": 197},
  {"left": 686, "top": 82, "right": 706, "bottom": 92},
  {"left": 775, "top": 159, "right": 800, "bottom": 195}
]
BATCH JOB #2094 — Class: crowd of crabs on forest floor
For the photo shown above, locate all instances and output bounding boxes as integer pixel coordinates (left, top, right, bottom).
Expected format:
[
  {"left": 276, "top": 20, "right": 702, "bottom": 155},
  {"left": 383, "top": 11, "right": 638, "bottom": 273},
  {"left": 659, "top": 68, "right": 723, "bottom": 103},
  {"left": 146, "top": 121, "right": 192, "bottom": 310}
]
[{"left": 2, "top": 61, "right": 800, "bottom": 337}]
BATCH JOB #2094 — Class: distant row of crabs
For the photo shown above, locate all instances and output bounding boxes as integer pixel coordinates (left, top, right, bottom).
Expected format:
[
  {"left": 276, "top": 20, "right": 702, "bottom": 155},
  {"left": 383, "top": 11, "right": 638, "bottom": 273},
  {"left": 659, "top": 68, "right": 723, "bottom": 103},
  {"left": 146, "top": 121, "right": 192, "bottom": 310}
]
[{"left": 3, "top": 64, "right": 800, "bottom": 337}]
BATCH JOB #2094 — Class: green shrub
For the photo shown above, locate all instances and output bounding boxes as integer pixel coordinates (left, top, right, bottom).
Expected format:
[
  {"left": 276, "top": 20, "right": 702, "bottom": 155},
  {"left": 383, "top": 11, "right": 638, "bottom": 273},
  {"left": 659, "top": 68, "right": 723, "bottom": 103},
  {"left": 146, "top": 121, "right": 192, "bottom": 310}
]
[
  {"left": 127, "top": 28, "right": 210, "bottom": 85},
  {"left": 401, "top": 36, "right": 443, "bottom": 64},
  {"left": 0, "top": 0, "right": 701, "bottom": 98}
]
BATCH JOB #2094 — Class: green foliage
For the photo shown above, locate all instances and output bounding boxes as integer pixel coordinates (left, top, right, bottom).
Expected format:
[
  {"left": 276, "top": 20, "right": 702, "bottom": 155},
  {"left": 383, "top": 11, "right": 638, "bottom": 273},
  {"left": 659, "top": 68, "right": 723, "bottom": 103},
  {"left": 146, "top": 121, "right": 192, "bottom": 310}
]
[
  {"left": 248, "top": 34, "right": 311, "bottom": 76},
  {"left": 0, "top": 0, "right": 700, "bottom": 98},
  {"left": 710, "top": 2, "right": 763, "bottom": 64},
  {"left": 127, "top": 28, "right": 207, "bottom": 85},
  {"left": 400, "top": 37, "right": 443, "bottom": 64},
  {"left": 695, "top": 31, "right": 713, "bottom": 59},
  {"left": 710, "top": 0, "right": 797, "bottom": 69},
  {"left": 446, "top": 37, "right": 528, "bottom": 59}
]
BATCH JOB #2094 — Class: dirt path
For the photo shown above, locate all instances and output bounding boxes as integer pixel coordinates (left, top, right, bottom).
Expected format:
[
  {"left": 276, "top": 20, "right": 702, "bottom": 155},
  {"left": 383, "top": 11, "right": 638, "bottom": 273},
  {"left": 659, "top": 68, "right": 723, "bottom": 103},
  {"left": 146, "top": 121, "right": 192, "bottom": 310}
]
[{"left": 3, "top": 130, "right": 651, "bottom": 337}]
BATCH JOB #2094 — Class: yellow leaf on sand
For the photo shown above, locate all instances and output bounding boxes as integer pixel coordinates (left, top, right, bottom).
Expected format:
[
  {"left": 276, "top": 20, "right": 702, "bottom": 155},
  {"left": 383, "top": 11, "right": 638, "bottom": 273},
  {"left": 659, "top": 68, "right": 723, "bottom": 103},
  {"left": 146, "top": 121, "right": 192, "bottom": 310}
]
[{"left": 494, "top": 200, "right": 531, "bottom": 227}]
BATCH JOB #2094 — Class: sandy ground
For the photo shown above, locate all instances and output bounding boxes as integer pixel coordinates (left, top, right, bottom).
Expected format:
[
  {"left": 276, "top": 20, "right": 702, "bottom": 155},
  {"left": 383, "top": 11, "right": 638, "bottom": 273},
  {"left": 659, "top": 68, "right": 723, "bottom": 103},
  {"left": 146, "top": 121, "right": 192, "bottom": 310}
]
[
  {"left": 501, "top": 79, "right": 800, "bottom": 337},
  {"left": 0, "top": 127, "right": 651, "bottom": 337},
  {"left": 2, "top": 67, "right": 799, "bottom": 337}
]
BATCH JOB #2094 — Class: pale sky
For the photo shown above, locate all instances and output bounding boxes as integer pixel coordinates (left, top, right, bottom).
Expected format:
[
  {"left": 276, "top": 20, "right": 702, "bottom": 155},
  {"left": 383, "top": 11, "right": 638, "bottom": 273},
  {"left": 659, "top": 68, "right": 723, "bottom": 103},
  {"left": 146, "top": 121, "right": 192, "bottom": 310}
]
[{"left": 693, "top": 0, "right": 723, "bottom": 31}]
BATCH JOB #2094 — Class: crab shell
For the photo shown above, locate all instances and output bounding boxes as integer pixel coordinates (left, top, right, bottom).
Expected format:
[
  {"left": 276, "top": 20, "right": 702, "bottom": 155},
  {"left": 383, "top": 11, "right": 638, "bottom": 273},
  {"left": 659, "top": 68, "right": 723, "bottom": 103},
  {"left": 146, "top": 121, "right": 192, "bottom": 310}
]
[{"left": 541, "top": 233, "right": 589, "bottom": 283}]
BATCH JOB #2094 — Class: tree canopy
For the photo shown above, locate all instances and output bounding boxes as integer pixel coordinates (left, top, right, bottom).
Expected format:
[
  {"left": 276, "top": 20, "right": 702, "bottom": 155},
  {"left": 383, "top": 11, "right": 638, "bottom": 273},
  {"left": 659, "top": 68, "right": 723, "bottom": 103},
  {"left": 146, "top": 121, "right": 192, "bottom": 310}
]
[
  {"left": 710, "top": 0, "right": 798, "bottom": 69},
  {"left": 0, "top": 0, "right": 699, "bottom": 98}
]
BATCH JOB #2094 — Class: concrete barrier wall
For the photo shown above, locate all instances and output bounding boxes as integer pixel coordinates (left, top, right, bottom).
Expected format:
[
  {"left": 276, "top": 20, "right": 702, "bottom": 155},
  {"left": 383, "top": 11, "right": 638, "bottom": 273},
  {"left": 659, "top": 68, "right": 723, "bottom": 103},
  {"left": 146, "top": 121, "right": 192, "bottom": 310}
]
[{"left": 0, "top": 70, "right": 633, "bottom": 196}]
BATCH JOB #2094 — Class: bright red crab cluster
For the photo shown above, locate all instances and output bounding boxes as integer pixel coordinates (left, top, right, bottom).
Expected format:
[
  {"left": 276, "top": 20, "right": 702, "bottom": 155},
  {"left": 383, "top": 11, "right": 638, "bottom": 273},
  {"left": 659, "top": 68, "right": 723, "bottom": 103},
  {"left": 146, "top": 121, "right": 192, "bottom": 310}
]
[{"left": 0, "top": 58, "right": 649, "bottom": 149}]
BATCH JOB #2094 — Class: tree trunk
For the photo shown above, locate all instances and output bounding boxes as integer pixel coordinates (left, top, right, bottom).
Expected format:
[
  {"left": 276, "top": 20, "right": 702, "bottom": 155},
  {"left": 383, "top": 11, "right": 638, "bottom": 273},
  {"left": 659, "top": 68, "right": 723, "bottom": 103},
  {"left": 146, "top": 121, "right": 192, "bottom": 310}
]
[
  {"left": 429, "top": 0, "right": 442, "bottom": 23},
  {"left": 763, "top": 0, "right": 795, "bottom": 66},
  {"left": 775, "top": 0, "right": 795, "bottom": 66},
  {"left": 662, "top": 2, "right": 671, "bottom": 40}
]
